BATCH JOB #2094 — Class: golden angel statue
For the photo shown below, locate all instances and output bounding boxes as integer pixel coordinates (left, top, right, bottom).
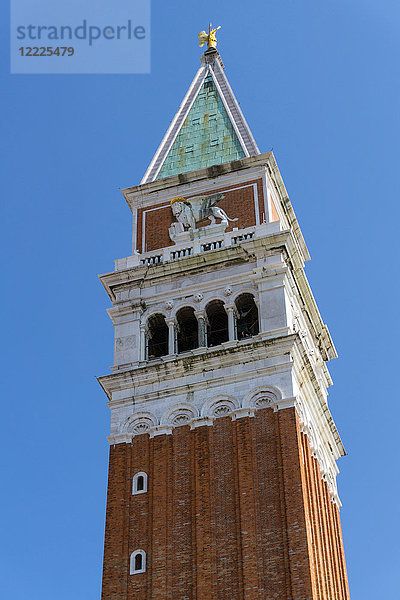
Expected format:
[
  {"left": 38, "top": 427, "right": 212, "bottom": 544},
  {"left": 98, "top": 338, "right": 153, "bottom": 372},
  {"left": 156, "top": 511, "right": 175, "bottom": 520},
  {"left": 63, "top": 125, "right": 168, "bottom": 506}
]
[{"left": 198, "top": 24, "right": 221, "bottom": 50}]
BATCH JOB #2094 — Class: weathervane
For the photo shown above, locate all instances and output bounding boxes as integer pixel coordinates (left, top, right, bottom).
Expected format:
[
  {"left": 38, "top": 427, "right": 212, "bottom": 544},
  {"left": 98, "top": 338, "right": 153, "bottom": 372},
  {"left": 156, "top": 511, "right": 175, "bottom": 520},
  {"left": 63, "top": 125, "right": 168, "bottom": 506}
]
[{"left": 198, "top": 23, "right": 221, "bottom": 50}]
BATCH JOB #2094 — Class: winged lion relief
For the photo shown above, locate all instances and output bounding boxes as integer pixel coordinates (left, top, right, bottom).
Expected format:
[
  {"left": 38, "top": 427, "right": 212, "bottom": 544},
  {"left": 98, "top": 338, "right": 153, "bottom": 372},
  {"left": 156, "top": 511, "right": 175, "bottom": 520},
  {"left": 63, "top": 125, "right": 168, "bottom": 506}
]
[{"left": 169, "top": 193, "right": 237, "bottom": 239}]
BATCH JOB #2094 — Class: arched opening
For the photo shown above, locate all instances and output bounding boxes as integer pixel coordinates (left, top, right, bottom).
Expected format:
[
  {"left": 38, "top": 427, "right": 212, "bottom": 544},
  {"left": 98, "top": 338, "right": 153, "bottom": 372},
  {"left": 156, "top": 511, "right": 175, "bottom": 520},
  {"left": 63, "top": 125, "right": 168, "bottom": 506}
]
[
  {"left": 147, "top": 314, "right": 168, "bottom": 359},
  {"left": 235, "top": 294, "right": 259, "bottom": 340},
  {"left": 206, "top": 300, "right": 228, "bottom": 347},
  {"left": 132, "top": 472, "right": 148, "bottom": 495},
  {"left": 176, "top": 307, "right": 198, "bottom": 353},
  {"left": 130, "top": 549, "right": 146, "bottom": 574}
]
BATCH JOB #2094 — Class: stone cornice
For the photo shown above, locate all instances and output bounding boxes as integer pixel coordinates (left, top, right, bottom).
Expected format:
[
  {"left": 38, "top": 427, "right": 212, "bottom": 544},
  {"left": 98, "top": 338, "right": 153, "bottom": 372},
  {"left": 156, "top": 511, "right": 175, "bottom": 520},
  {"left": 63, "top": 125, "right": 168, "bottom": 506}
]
[
  {"left": 98, "top": 333, "right": 296, "bottom": 401},
  {"left": 100, "top": 229, "right": 298, "bottom": 299},
  {"left": 291, "top": 337, "right": 345, "bottom": 458},
  {"left": 125, "top": 153, "right": 272, "bottom": 203},
  {"left": 99, "top": 243, "right": 252, "bottom": 302},
  {"left": 131, "top": 166, "right": 267, "bottom": 212}
]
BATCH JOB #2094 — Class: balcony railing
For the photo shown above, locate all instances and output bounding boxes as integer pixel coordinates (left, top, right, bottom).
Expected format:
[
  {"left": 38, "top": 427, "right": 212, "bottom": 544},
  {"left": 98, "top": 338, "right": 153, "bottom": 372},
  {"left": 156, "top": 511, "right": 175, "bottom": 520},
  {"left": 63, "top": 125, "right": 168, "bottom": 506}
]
[{"left": 115, "top": 222, "right": 280, "bottom": 271}]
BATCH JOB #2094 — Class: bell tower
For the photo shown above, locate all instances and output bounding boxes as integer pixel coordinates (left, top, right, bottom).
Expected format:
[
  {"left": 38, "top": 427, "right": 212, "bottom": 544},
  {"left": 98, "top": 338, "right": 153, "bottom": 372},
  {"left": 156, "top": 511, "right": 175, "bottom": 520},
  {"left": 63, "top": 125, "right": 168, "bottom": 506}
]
[{"left": 99, "top": 41, "right": 350, "bottom": 600}]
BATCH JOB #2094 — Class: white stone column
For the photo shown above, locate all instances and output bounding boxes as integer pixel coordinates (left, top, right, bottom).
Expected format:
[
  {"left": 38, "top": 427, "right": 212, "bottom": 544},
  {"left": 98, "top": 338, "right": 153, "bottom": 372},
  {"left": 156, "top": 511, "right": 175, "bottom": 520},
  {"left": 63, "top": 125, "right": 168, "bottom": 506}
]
[
  {"left": 195, "top": 311, "right": 207, "bottom": 347},
  {"left": 166, "top": 318, "right": 176, "bottom": 355},
  {"left": 226, "top": 305, "right": 236, "bottom": 341},
  {"left": 139, "top": 324, "right": 147, "bottom": 361},
  {"left": 253, "top": 297, "right": 261, "bottom": 335}
]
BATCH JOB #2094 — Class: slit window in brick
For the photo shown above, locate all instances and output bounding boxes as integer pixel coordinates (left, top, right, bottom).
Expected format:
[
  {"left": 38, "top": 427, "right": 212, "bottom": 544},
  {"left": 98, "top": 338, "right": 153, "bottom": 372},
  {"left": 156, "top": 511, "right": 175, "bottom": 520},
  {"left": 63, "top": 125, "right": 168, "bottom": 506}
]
[
  {"left": 130, "top": 550, "right": 146, "bottom": 574},
  {"left": 132, "top": 472, "right": 148, "bottom": 495}
]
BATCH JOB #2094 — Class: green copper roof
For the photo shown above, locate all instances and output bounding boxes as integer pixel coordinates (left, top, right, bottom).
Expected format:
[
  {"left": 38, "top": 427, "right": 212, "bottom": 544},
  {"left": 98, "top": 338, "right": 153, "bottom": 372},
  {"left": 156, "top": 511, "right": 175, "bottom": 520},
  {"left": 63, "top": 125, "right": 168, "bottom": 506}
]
[{"left": 156, "top": 75, "right": 246, "bottom": 180}]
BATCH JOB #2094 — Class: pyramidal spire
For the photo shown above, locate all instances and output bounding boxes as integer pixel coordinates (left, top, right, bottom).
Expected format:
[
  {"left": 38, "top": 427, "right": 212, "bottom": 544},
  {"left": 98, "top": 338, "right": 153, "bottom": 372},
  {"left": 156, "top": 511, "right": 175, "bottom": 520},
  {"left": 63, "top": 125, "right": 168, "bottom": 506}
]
[{"left": 141, "top": 45, "right": 260, "bottom": 184}]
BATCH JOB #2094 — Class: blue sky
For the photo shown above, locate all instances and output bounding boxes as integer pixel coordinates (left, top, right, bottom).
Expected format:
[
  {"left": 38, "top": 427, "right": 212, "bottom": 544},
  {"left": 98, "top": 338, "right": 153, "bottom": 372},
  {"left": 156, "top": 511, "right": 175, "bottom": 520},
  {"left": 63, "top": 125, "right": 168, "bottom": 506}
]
[{"left": 1, "top": 1, "right": 399, "bottom": 598}]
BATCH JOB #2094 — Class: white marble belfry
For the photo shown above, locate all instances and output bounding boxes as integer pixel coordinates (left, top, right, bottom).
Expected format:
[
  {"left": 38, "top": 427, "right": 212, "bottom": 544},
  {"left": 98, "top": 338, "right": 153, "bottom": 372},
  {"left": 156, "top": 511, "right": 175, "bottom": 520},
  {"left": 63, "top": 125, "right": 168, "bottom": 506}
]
[{"left": 98, "top": 152, "right": 345, "bottom": 505}]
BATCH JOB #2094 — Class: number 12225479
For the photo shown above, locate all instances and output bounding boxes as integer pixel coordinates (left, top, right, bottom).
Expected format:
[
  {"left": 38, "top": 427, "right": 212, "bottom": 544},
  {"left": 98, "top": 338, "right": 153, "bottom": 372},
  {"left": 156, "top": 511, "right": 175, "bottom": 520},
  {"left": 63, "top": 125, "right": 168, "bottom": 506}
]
[{"left": 18, "top": 47, "right": 75, "bottom": 56}]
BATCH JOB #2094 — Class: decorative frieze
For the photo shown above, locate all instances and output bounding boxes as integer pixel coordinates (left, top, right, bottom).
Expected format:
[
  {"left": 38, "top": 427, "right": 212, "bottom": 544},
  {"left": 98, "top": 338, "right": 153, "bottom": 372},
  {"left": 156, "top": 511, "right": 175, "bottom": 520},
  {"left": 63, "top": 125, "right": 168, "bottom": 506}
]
[{"left": 113, "top": 385, "right": 340, "bottom": 504}]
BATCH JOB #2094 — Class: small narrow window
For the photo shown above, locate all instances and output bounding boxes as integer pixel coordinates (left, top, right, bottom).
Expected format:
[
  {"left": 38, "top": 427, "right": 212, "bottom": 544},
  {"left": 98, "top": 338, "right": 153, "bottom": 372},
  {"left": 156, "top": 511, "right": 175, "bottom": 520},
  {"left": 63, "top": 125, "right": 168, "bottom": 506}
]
[
  {"left": 132, "top": 472, "right": 148, "bottom": 495},
  {"left": 130, "top": 549, "right": 146, "bottom": 574}
]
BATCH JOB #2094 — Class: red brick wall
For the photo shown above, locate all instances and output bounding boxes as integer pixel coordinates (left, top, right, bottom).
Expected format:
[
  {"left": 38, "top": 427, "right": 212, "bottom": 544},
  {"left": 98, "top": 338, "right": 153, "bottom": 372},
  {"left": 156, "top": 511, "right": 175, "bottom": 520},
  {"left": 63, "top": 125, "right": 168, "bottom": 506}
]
[
  {"left": 136, "top": 179, "right": 265, "bottom": 253},
  {"left": 101, "top": 407, "right": 350, "bottom": 600},
  {"left": 300, "top": 431, "right": 350, "bottom": 600}
]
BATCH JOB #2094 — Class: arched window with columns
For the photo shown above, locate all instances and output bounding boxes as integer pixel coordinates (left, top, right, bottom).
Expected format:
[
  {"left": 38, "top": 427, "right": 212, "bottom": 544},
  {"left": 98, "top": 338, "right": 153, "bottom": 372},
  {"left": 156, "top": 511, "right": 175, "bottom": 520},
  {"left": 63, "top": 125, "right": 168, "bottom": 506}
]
[
  {"left": 147, "top": 313, "right": 168, "bottom": 359},
  {"left": 176, "top": 307, "right": 199, "bottom": 353},
  {"left": 235, "top": 293, "right": 259, "bottom": 339},
  {"left": 206, "top": 300, "right": 229, "bottom": 347}
]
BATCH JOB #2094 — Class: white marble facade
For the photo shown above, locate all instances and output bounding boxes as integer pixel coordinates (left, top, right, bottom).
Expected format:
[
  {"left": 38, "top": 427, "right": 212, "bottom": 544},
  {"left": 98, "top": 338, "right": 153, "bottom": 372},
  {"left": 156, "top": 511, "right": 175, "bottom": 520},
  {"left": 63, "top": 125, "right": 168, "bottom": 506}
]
[{"left": 99, "top": 154, "right": 344, "bottom": 504}]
